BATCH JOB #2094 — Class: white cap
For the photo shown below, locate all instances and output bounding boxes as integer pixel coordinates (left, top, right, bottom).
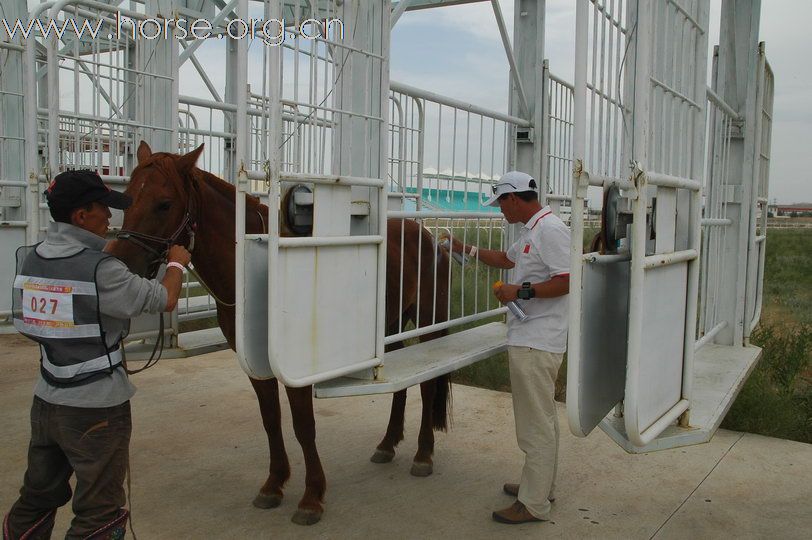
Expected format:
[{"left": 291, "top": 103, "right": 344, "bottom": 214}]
[{"left": 483, "top": 171, "right": 537, "bottom": 207}]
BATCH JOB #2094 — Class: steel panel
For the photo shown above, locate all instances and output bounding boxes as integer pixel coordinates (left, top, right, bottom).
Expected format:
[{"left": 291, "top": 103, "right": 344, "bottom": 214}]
[
  {"left": 569, "top": 260, "right": 630, "bottom": 436},
  {"left": 631, "top": 262, "right": 687, "bottom": 433},
  {"left": 270, "top": 244, "right": 378, "bottom": 384},
  {"left": 238, "top": 238, "right": 274, "bottom": 379}
]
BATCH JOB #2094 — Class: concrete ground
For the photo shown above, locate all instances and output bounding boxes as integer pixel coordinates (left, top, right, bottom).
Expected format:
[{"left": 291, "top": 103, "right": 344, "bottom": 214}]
[{"left": 0, "top": 334, "right": 809, "bottom": 539}]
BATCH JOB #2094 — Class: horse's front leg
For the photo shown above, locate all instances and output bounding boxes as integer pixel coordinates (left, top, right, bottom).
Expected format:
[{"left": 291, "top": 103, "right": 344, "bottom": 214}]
[
  {"left": 371, "top": 388, "right": 407, "bottom": 464},
  {"left": 249, "top": 378, "right": 290, "bottom": 509},
  {"left": 285, "top": 385, "right": 326, "bottom": 526},
  {"left": 372, "top": 328, "right": 407, "bottom": 464}
]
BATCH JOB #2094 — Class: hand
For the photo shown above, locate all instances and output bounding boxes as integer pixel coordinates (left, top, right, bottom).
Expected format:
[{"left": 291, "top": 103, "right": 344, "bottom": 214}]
[
  {"left": 492, "top": 280, "right": 520, "bottom": 304},
  {"left": 439, "top": 231, "right": 465, "bottom": 254},
  {"left": 167, "top": 245, "right": 192, "bottom": 267}
]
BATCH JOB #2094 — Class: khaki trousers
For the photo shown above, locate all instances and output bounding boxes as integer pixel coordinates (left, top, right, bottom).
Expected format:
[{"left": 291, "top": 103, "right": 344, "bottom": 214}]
[{"left": 507, "top": 346, "right": 564, "bottom": 520}]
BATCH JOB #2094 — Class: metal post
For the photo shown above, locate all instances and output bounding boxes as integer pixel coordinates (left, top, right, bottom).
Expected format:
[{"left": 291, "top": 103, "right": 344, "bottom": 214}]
[
  {"left": 510, "top": 0, "right": 545, "bottom": 192},
  {"left": 715, "top": 0, "right": 763, "bottom": 346}
]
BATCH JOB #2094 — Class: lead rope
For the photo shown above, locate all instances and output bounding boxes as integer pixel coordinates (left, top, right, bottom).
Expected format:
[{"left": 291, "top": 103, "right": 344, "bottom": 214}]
[{"left": 123, "top": 312, "right": 165, "bottom": 375}]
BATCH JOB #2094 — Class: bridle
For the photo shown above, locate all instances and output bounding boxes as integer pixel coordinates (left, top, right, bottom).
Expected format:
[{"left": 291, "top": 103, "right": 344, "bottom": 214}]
[
  {"left": 115, "top": 171, "right": 198, "bottom": 374},
  {"left": 116, "top": 209, "right": 197, "bottom": 280}
]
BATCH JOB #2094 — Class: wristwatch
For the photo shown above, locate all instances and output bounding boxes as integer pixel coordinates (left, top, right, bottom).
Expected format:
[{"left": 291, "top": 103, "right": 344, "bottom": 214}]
[{"left": 517, "top": 281, "right": 535, "bottom": 300}]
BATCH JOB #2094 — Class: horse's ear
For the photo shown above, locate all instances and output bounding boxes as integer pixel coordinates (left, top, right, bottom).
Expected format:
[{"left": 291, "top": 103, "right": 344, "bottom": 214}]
[
  {"left": 175, "top": 144, "right": 205, "bottom": 175},
  {"left": 137, "top": 141, "right": 152, "bottom": 164}
]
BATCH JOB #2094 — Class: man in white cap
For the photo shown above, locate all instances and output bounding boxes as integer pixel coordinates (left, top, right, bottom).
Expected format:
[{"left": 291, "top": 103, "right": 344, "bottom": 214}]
[{"left": 445, "top": 171, "right": 570, "bottom": 524}]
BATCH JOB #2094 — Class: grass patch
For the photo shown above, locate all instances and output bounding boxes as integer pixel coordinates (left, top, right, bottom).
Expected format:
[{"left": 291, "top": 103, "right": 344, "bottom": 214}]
[{"left": 721, "top": 322, "right": 811, "bottom": 443}]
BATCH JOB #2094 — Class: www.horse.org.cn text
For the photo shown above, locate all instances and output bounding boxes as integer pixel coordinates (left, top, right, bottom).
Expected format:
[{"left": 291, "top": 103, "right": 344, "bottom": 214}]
[{"left": 1, "top": 13, "right": 345, "bottom": 46}]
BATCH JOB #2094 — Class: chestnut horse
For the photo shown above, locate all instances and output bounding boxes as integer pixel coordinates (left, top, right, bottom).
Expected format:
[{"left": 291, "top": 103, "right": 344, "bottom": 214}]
[{"left": 109, "top": 142, "right": 451, "bottom": 525}]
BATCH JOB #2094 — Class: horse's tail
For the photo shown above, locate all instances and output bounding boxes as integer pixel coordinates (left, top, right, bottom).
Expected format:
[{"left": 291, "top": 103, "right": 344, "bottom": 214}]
[{"left": 432, "top": 374, "right": 453, "bottom": 432}]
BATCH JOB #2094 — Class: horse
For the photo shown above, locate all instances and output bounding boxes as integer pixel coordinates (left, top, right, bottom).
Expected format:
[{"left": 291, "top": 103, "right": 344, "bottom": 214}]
[{"left": 108, "top": 142, "right": 452, "bottom": 525}]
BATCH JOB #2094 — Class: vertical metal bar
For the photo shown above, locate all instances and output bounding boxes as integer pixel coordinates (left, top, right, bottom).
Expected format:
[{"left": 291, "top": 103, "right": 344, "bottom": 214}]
[{"left": 566, "top": 0, "right": 590, "bottom": 436}]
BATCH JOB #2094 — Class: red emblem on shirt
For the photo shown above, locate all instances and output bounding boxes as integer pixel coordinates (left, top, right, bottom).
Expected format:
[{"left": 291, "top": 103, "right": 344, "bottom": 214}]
[{"left": 523, "top": 244, "right": 531, "bottom": 254}]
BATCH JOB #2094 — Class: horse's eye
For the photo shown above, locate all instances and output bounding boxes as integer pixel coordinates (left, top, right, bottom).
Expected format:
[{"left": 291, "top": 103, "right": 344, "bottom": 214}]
[{"left": 156, "top": 200, "right": 172, "bottom": 212}]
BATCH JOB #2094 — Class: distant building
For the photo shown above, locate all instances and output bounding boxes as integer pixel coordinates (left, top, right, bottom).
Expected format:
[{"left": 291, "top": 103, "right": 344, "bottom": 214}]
[{"left": 771, "top": 203, "right": 812, "bottom": 216}]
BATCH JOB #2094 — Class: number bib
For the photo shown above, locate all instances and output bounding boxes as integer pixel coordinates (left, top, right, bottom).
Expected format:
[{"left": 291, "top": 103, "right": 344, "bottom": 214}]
[{"left": 22, "top": 282, "right": 75, "bottom": 328}]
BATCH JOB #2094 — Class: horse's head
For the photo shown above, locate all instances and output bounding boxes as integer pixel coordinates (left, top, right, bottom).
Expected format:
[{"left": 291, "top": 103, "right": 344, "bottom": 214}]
[{"left": 108, "top": 141, "right": 204, "bottom": 277}]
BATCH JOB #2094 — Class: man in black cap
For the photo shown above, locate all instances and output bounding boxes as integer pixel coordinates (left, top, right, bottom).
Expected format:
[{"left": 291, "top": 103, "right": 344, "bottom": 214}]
[{"left": 4, "top": 170, "right": 191, "bottom": 540}]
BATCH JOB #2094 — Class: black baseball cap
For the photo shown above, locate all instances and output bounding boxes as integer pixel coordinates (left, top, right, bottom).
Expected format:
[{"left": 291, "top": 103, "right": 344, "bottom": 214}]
[{"left": 45, "top": 170, "right": 132, "bottom": 211}]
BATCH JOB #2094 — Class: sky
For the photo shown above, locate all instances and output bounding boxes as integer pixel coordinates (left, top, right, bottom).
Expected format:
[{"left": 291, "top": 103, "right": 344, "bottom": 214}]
[
  {"left": 391, "top": 0, "right": 812, "bottom": 204},
  {"left": 11, "top": 0, "right": 810, "bottom": 203}
]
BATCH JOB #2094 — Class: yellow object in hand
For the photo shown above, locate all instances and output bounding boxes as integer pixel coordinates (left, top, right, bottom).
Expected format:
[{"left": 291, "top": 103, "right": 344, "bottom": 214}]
[{"left": 493, "top": 280, "right": 503, "bottom": 291}]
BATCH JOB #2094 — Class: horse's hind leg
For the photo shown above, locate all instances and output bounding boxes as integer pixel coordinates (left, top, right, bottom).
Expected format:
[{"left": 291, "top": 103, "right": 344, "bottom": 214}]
[
  {"left": 249, "top": 378, "right": 290, "bottom": 509},
  {"left": 411, "top": 329, "right": 451, "bottom": 478},
  {"left": 285, "top": 385, "right": 326, "bottom": 526}
]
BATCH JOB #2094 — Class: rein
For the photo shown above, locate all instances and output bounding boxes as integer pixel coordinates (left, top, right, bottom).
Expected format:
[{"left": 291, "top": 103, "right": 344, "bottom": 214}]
[{"left": 116, "top": 211, "right": 197, "bottom": 279}]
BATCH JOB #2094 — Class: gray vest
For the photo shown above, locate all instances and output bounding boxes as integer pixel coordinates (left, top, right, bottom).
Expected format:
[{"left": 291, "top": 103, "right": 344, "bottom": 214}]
[{"left": 12, "top": 245, "right": 124, "bottom": 386}]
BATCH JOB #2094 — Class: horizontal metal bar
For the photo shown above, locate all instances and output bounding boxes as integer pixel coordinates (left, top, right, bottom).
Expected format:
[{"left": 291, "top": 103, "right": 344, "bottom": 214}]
[
  {"left": 0, "top": 42, "right": 24, "bottom": 52},
  {"left": 282, "top": 99, "right": 383, "bottom": 123},
  {"left": 548, "top": 71, "right": 574, "bottom": 91},
  {"left": 586, "top": 174, "right": 636, "bottom": 190},
  {"left": 178, "top": 126, "right": 234, "bottom": 139},
  {"left": 646, "top": 172, "right": 701, "bottom": 191},
  {"left": 584, "top": 252, "right": 631, "bottom": 264},
  {"left": 179, "top": 95, "right": 234, "bottom": 112},
  {"left": 38, "top": 109, "right": 172, "bottom": 132},
  {"left": 178, "top": 311, "right": 217, "bottom": 323},
  {"left": 389, "top": 210, "right": 502, "bottom": 220},
  {"left": 586, "top": 82, "right": 628, "bottom": 112},
  {"left": 636, "top": 399, "right": 690, "bottom": 446},
  {"left": 643, "top": 249, "right": 698, "bottom": 269},
  {"left": 275, "top": 357, "right": 383, "bottom": 389},
  {"left": 279, "top": 235, "right": 384, "bottom": 248},
  {"left": 390, "top": 81, "right": 532, "bottom": 127},
  {"left": 592, "top": 0, "right": 628, "bottom": 32},
  {"left": 666, "top": 0, "right": 706, "bottom": 34},
  {"left": 0, "top": 180, "right": 28, "bottom": 187},
  {"left": 0, "top": 221, "right": 27, "bottom": 228},
  {"left": 546, "top": 194, "right": 571, "bottom": 202},
  {"left": 701, "top": 218, "right": 732, "bottom": 226},
  {"left": 125, "top": 328, "right": 176, "bottom": 342},
  {"left": 384, "top": 309, "right": 506, "bottom": 345},
  {"left": 650, "top": 76, "right": 701, "bottom": 110},
  {"left": 706, "top": 86, "right": 740, "bottom": 120},
  {"left": 277, "top": 172, "right": 387, "bottom": 188},
  {"left": 695, "top": 321, "right": 727, "bottom": 352}
]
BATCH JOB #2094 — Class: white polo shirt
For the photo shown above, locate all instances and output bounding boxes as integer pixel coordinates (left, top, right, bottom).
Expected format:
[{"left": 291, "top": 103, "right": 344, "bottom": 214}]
[{"left": 504, "top": 206, "right": 571, "bottom": 353}]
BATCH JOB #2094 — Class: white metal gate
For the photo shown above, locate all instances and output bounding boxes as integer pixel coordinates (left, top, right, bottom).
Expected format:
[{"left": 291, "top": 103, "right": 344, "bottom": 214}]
[
  {"left": 567, "top": 0, "right": 773, "bottom": 451},
  {"left": 0, "top": 0, "right": 29, "bottom": 327}
]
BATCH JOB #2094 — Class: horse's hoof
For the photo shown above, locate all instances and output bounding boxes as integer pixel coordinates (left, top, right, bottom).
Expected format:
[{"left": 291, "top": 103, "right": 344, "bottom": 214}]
[
  {"left": 253, "top": 492, "right": 283, "bottom": 509},
  {"left": 291, "top": 509, "right": 322, "bottom": 526},
  {"left": 410, "top": 461, "right": 433, "bottom": 477},
  {"left": 370, "top": 449, "right": 395, "bottom": 463}
]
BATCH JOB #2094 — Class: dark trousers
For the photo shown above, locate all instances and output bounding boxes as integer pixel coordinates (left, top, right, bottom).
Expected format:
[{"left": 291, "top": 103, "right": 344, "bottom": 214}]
[{"left": 5, "top": 397, "right": 131, "bottom": 540}]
